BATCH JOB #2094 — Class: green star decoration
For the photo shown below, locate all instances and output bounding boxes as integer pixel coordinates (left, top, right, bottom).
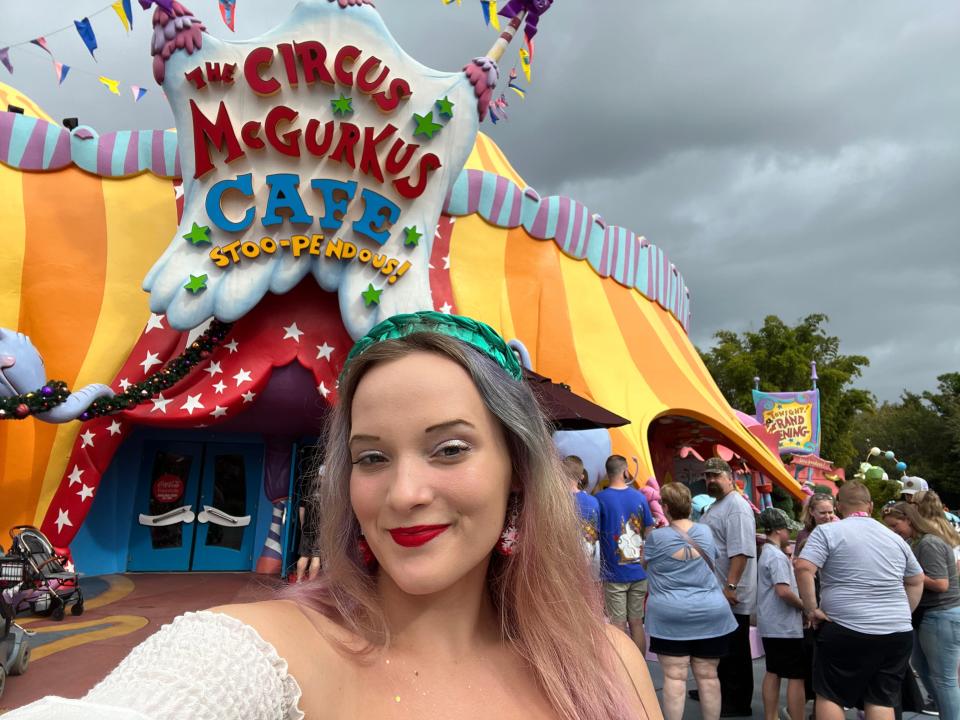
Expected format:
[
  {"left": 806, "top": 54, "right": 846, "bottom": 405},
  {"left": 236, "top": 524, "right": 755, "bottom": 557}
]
[
  {"left": 184, "top": 274, "right": 208, "bottom": 294},
  {"left": 413, "top": 111, "right": 443, "bottom": 139},
  {"left": 403, "top": 226, "right": 422, "bottom": 247},
  {"left": 183, "top": 222, "right": 211, "bottom": 246},
  {"left": 361, "top": 284, "right": 383, "bottom": 307},
  {"left": 435, "top": 96, "right": 455, "bottom": 118},
  {"left": 331, "top": 94, "right": 353, "bottom": 115}
]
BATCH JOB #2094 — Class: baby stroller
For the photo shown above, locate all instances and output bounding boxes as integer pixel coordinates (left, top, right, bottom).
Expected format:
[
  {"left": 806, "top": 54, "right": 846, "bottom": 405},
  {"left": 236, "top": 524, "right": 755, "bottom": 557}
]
[
  {"left": 1, "top": 526, "right": 83, "bottom": 621},
  {"left": 0, "top": 558, "right": 31, "bottom": 698}
]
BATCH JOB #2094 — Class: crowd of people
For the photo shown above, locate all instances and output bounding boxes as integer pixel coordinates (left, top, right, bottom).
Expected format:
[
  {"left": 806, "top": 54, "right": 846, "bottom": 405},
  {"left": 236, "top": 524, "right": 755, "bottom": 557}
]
[{"left": 567, "top": 453, "right": 960, "bottom": 720}]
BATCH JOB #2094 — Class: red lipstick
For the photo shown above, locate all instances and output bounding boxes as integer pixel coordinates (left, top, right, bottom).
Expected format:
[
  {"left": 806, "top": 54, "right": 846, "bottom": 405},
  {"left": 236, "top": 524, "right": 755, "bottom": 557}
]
[{"left": 389, "top": 525, "right": 450, "bottom": 547}]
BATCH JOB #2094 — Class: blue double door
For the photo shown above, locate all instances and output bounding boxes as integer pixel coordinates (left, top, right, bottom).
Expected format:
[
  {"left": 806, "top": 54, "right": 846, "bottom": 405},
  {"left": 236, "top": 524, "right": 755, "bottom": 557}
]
[{"left": 128, "top": 441, "right": 263, "bottom": 572}]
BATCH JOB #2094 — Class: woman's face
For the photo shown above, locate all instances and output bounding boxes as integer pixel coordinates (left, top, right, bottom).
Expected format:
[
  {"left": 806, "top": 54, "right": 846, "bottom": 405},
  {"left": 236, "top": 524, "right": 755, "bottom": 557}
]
[
  {"left": 884, "top": 514, "right": 913, "bottom": 540},
  {"left": 348, "top": 351, "right": 513, "bottom": 596},
  {"left": 811, "top": 500, "right": 836, "bottom": 526}
]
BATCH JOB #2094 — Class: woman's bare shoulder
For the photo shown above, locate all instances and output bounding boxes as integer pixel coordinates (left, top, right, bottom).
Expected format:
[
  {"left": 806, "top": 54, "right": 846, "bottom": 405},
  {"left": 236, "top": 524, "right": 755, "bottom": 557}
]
[
  {"left": 603, "top": 624, "right": 664, "bottom": 720},
  {"left": 207, "top": 599, "right": 350, "bottom": 666}
]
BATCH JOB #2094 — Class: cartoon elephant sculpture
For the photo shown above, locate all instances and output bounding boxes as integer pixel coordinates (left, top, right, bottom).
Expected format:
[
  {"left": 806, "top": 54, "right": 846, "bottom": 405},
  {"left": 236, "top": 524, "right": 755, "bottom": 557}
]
[
  {"left": 553, "top": 428, "right": 612, "bottom": 493},
  {"left": 0, "top": 328, "right": 114, "bottom": 423}
]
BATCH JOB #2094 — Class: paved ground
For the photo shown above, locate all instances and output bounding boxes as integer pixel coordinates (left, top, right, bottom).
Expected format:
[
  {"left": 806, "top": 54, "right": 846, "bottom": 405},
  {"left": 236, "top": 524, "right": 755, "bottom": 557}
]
[
  {"left": 0, "top": 573, "right": 274, "bottom": 713},
  {"left": 0, "top": 573, "right": 931, "bottom": 718},
  {"left": 645, "top": 659, "right": 928, "bottom": 720}
]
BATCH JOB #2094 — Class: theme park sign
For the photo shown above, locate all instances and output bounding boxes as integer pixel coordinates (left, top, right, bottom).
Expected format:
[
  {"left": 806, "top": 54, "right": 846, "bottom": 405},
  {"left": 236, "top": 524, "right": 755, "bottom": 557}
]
[
  {"left": 752, "top": 389, "right": 821, "bottom": 456},
  {"left": 142, "top": 1, "right": 479, "bottom": 339}
]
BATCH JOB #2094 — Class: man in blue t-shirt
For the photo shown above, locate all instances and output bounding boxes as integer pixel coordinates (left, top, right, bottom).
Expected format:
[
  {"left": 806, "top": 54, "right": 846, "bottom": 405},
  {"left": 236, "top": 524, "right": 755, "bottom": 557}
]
[
  {"left": 595, "top": 454, "right": 654, "bottom": 651},
  {"left": 562, "top": 455, "right": 601, "bottom": 578}
]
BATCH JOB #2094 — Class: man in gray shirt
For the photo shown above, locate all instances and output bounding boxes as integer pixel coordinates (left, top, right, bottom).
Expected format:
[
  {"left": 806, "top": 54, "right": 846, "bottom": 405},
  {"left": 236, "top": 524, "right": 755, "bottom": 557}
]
[
  {"left": 696, "top": 457, "right": 757, "bottom": 717},
  {"left": 797, "top": 480, "right": 923, "bottom": 720}
]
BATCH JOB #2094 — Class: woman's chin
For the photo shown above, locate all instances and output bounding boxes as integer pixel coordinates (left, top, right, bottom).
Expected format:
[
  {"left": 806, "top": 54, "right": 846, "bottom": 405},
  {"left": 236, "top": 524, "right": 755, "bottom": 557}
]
[
  {"left": 382, "top": 562, "right": 461, "bottom": 596},
  {"left": 378, "top": 552, "right": 489, "bottom": 597}
]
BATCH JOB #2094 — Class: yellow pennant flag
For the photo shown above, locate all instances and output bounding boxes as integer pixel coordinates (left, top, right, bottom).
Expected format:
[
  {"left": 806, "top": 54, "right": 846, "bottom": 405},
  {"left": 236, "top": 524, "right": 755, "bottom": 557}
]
[
  {"left": 490, "top": 1, "right": 501, "bottom": 30},
  {"left": 98, "top": 76, "right": 121, "bottom": 95},
  {"left": 111, "top": 0, "right": 131, "bottom": 31},
  {"left": 519, "top": 47, "right": 531, "bottom": 83}
]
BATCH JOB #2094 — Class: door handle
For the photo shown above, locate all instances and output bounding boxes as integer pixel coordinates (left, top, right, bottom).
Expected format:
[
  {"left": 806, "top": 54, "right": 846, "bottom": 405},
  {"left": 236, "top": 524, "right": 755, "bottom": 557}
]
[
  {"left": 138, "top": 505, "right": 196, "bottom": 527},
  {"left": 197, "top": 505, "right": 251, "bottom": 527}
]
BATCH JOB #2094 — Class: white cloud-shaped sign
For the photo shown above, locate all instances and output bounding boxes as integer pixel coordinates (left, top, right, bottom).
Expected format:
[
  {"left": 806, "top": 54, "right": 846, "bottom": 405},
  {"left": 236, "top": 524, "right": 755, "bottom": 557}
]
[{"left": 144, "top": 0, "right": 478, "bottom": 339}]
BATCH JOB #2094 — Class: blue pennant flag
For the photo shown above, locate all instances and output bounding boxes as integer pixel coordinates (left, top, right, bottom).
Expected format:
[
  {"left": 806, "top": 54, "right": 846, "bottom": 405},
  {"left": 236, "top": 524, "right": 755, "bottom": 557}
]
[{"left": 74, "top": 17, "right": 99, "bottom": 59}]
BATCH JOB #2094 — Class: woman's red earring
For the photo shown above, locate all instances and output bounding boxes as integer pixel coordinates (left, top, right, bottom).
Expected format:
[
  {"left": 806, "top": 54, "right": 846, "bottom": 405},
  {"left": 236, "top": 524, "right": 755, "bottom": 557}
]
[
  {"left": 496, "top": 494, "right": 521, "bottom": 556},
  {"left": 358, "top": 535, "right": 376, "bottom": 567}
]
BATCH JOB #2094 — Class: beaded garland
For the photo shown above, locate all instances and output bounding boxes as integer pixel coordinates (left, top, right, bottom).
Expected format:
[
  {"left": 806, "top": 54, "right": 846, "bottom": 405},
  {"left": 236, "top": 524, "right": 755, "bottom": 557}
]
[
  {"left": 0, "top": 320, "right": 234, "bottom": 421},
  {"left": 0, "top": 380, "right": 71, "bottom": 419}
]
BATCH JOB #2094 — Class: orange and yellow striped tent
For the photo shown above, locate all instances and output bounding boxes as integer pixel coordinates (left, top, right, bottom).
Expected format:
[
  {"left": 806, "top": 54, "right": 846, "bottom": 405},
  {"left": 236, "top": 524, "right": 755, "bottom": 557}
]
[{"left": 0, "top": 83, "right": 800, "bottom": 539}]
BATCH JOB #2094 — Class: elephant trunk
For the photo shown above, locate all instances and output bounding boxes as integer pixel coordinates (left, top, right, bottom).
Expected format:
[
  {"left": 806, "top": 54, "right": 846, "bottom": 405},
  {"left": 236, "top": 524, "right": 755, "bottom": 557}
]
[{"left": 36, "top": 384, "right": 115, "bottom": 424}]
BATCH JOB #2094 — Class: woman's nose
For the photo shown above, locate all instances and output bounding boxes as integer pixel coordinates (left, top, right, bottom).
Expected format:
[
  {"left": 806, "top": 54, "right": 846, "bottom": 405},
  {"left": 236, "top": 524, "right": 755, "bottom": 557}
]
[{"left": 386, "top": 455, "right": 433, "bottom": 511}]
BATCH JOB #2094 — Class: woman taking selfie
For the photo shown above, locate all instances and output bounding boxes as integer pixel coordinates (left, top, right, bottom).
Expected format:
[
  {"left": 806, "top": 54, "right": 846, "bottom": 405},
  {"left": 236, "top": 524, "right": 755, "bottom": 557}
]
[{"left": 9, "top": 312, "right": 661, "bottom": 720}]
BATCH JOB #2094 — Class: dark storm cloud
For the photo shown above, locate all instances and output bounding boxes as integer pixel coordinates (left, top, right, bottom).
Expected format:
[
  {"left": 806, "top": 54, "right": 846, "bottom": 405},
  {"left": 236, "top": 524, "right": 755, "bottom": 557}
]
[{"left": 4, "top": 0, "right": 957, "bottom": 401}]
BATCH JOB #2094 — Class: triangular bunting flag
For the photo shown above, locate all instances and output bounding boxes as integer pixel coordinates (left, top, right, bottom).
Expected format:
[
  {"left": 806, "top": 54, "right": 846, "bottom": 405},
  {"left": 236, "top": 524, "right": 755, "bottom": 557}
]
[
  {"left": 131, "top": 85, "right": 148, "bottom": 102},
  {"left": 0, "top": 48, "right": 11, "bottom": 75},
  {"left": 112, "top": 0, "right": 132, "bottom": 31},
  {"left": 98, "top": 75, "right": 120, "bottom": 94},
  {"left": 489, "top": 1, "right": 500, "bottom": 30},
  {"left": 519, "top": 47, "right": 531, "bottom": 83},
  {"left": 30, "top": 37, "right": 53, "bottom": 57},
  {"left": 508, "top": 67, "right": 525, "bottom": 99},
  {"left": 218, "top": 0, "right": 237, "bottom": 32},
  {"left": 54, "top": 61, "right": 70, "bottom": 85},
  {"left": 74, "top": 18, "right": 99, "bottom": 59}
]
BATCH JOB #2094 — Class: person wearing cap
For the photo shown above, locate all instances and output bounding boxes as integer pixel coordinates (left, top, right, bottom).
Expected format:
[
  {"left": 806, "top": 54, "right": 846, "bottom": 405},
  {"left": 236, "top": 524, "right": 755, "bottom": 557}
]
[
  {"left": 757, "top": 508, "right": 806, "bottom": 720},
  {"left": 796, "top": 480, "right": 924, "bottom": 720},
  {"left": 694, "top": 457, "right": 757, "bottom": 717},
  {"left": 901, "top": 476, "right": 930, "bottom": 502}
]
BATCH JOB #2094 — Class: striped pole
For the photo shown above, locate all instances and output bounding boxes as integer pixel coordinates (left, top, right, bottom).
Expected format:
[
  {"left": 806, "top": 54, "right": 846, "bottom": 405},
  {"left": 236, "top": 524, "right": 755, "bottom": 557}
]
[
  {"left": 254, "top": 500, "right": 285, "bottom": 575},
  {"left": 486, "top": 12, "right": 525, "bottom": 63}
]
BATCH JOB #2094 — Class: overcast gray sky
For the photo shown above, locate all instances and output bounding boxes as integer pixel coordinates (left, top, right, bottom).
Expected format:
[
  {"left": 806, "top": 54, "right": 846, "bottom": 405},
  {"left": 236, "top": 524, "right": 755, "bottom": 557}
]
[{"left": 4, "top": 0, "right": 958, "bottom": 403}]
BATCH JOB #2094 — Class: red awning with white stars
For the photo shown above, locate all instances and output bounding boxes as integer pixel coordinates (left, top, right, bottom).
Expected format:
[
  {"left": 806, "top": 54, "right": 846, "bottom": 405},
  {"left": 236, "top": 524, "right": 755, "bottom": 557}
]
[{"left": 40, "top": 280, "right": 352, "bottom": 547}]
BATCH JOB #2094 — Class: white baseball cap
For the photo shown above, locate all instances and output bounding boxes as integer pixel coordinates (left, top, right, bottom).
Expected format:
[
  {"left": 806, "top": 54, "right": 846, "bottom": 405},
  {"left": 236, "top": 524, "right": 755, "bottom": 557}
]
[{"left": 901, "top": 476, "right": 929, "bottom": 495}]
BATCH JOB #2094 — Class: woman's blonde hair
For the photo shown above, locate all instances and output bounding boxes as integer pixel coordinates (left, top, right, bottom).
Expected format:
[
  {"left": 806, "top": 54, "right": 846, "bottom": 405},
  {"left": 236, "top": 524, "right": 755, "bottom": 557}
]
[
  {"left": 912, "top": 490, "right": 960, "bottom": 547},
  {"left": 800, "top": 493, "right": 835, "bottom": 533},
  {"left": 883, "top": 501, "right": 941, "bottom": 540},
  {"left": 292, "top": 332, "right": 633, "bottom": 720},
  {"left": 660, "top": 482, "right": 691, "bottom": 520}
]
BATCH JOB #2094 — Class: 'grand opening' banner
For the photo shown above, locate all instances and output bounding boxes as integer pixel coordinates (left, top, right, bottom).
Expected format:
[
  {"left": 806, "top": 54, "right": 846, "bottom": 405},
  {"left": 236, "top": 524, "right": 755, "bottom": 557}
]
[{"left": 752, "top": 389, "right": 821, "bottom": 456}]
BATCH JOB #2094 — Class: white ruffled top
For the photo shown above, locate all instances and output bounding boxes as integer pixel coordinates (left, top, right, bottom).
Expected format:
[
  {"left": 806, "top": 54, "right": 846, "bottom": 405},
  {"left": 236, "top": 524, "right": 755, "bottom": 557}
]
[{"left": 5, "top": 611, "right": 304, "bottom": 720}]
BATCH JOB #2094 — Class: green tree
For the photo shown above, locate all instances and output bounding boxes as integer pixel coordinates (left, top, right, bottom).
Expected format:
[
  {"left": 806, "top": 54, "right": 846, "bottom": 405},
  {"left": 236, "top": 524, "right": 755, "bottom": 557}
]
[
  {"left": 852, "top": 373, "right": 960, "bottom": 506},
  {"left": 699, "top": 314, "right": 874, "bottom": 469}
]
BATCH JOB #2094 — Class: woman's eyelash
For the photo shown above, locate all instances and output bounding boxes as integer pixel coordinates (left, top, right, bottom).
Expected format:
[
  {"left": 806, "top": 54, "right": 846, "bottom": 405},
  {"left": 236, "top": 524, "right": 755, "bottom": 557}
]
[
  {"left": 352, "top": 452, "right": 386, "bottom": 465},
  {"left": 435, "top": 440, "right": 471, "bottom": 457}
]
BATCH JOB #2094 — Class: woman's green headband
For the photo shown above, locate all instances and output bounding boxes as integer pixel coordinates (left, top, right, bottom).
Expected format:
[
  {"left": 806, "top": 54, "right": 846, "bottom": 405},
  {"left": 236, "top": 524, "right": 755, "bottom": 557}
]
[{"left": 343, "top": 312, "right": 523, "bottom": 382}]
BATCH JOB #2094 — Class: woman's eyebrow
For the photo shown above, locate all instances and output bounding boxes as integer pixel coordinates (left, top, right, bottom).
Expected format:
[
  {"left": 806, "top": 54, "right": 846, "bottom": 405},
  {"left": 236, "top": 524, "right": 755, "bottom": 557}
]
[
  {"left": 348, "top": 433, "right": 380, "bottom": 446},
  {"left": 424, "top": 419, "right": 475, "bottom": 434}
]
